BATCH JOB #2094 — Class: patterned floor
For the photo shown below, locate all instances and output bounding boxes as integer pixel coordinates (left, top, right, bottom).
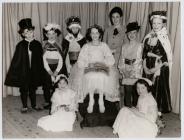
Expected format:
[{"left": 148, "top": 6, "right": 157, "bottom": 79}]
[{"left": 2, "top": 95, "right": 181, "bottom": 138}]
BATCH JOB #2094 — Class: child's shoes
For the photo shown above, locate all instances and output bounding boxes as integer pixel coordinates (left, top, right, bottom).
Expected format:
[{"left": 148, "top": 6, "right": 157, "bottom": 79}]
[
  {"left": 32, "top": 106, "right": 43, "bottom": 111},
  {"left": 43, "top": 103, "right": 51, "bottom": 110},
  {"left": 20, "top": 107, "right": 28, "bottom": 113}
]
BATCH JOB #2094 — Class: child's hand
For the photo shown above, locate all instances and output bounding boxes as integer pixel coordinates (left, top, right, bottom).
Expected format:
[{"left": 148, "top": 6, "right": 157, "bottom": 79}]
[{"left": 162, "top": 62, "right": 169, "bottom": 67}]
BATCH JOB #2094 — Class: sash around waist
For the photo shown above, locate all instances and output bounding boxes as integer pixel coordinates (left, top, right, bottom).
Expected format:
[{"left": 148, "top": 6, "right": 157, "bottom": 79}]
[
  {"left": 125, "top": 58, "right": 136, "bottom": 65},
  {"left": 69, "top": 52, "right": 80, "bottom": 61},
  {"left": 46, "top": 58, "right": 59, "bottom": 64}
]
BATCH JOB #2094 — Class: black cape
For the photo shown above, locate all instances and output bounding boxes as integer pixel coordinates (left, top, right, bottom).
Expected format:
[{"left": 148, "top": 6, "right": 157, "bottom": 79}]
[{"left": 5, "top": 39, "right": 45, "bottom": 88}]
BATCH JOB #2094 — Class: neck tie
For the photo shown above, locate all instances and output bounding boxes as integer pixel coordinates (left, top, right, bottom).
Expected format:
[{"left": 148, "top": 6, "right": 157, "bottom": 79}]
[{"left": 113, "top": 28, "right": 119, "bottom": 36}]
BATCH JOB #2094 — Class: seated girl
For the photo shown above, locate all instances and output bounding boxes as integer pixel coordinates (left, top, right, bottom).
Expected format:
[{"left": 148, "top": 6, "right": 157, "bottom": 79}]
[
  {"left": 113, "top": 78, "right": 158, "bottom": 138},
  {"left": 37, "top": 74, "right": 78, "bottom": 132},
  {"left": 69, "top": 24, "right": 120, "bottom": 114}
]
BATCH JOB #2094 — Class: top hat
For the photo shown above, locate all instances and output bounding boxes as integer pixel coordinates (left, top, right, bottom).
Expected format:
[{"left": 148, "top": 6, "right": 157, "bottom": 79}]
[
  {"left": 109, "top": 7, "right": 123, "bottom": 17},
  {"left": 126, "top": 21, "right": 140, "bottom": 33},
  {"left": 150, "top": 11, "right": 167, "bottom": 20},
  {"left": 66, "top": 16, "right": 81, "bottom": 29},
  {"left": 18, "top": 18, "right": 35, "bottom": 34}
]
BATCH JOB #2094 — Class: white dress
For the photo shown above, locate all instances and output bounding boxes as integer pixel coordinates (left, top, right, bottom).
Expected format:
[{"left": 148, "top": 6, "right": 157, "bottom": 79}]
[
  {"left": 113, "top": 93, "right": 158, "bottom": 138},
  {"left": 68, "top": 42, "right": 120, "bottom": 103},
  {"left": 37, "top": 88, "right": 77, "bottom": 132}
]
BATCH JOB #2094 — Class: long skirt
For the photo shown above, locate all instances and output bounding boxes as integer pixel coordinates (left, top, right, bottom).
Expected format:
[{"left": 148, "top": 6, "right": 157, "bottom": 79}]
[{"left": 113, "top": 107, "right": 158, "bottom": 138}]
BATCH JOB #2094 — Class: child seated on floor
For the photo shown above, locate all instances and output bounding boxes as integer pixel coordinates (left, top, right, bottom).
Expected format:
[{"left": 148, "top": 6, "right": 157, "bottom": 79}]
[
  {"left": 113, "top": 78, "right": 158, "bottom": 138},
  {"left": 37, "top": 74, "right": 78, "bottom": 132}
]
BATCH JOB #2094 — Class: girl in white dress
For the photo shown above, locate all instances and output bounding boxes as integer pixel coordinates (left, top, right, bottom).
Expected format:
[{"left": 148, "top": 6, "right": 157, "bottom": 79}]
[
  {"left": 37, "top": 74, "right": 77, "bottom": 132},
  {"left": 113, "top": 78, "right": 158, "bottom": 138},
  {"left": 69, "top": 24, "right": 120, "bottom": 114}
]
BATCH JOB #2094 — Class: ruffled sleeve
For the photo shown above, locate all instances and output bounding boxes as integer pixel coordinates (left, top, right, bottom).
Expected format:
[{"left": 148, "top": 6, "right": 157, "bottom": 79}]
[
  {"left": 77, "top": 44, "right": 89, "bottom": 68},
  {"left": 133, "top": 43, "right": 143, "bottom": 78},
  {"left": 43, "top": 51, "right": 51, "bottom": 72},
  {"left": 55, "top": 52, "right": 63, "bottom": 73},
  {"left": 118, "top": 44, "right": 126, "bottom": 75},
  {"left": 145, "top": 94, "right": 158, "bottom": 123},
  {"left": 68, "top": 89, "right": 78, "bottom": 111},
  {"left": 50, "top": 89, "right": 62, "bottom": 114},
  {"left": 145, "top": 104, "right": 158, "bottom": 123},
  {"left": 102, "top": 43, "right": 115, "bottom": 66}
]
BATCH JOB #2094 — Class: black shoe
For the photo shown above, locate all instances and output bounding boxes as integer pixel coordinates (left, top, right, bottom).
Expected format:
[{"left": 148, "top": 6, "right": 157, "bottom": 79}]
[
  {"left": 32, "top": 106, "right": 43, "bottom": 111},
  {"left": 21, "top": 107, "right": 28, "bottom": 113},
  {"left": 80, "top": 122, "right": 84, "bottom": 129},
  {"left": 43, "top": 104, "right": 51, "bottom": 110}
]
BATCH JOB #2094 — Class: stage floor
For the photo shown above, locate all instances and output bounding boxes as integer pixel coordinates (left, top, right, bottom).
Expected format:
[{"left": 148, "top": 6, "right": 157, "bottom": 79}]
[{"left": 2, "top": 95, "right": 181, "bottom": 138}]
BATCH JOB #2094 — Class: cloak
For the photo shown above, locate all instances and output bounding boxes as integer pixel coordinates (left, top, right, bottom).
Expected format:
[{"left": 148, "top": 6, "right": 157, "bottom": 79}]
[{"left": 5, "top": 39, "right": 45, "bottom": 87}]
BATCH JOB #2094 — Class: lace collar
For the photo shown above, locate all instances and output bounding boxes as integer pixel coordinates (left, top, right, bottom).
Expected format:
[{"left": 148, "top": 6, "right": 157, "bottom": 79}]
[{"left": 65, "top": 32, "right": 83, "bottom": 42}]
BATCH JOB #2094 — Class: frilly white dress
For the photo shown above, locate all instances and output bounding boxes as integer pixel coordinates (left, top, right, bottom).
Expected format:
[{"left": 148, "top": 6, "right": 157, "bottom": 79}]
[
  {"left": 37, "top": 88, "right": 77, "bottom": 132},
  {"left": 68, "top": 42, "right": 120, "bottom": 103},
  {"left": 113, "top": 93, "right": 158, "bottom": 138}
]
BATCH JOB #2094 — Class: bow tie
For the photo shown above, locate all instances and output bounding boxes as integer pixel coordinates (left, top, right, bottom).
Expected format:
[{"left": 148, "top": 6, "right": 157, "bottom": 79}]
[{"left": 113, "top": 28, "right": 119, "bottom": 36}]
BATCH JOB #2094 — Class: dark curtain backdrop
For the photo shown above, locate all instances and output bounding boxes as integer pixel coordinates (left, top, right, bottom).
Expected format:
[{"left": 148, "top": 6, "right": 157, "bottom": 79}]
[{"left": 2, "top": 2, "right": 180, "bottom": 114}]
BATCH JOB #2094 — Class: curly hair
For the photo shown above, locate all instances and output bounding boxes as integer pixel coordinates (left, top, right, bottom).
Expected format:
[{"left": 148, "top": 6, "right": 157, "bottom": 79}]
[{"left": 85, "top": 24, "right": 104, "bottom": 42}]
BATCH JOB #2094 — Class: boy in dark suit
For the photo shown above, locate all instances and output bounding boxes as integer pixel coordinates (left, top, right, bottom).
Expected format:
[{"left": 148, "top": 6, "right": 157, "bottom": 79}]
[{"left": 5, "top": 18, "right": 44, "bottom": 113}]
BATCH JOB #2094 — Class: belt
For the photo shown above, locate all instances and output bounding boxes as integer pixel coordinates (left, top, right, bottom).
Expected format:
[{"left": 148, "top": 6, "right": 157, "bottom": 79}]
[{"left": 125, "top": 58, "right": 136, "bottom": 65}]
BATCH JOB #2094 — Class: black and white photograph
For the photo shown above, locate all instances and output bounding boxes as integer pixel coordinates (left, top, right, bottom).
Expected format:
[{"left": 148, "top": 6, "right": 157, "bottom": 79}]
[{"left": 1, "top": 0, "right": 182, "bottom": 138}]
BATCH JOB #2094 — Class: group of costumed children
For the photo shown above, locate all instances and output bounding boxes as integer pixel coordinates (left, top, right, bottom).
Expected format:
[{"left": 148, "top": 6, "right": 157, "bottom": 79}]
[{"left": 5, "top": 7, "right": 172, "bottom": 138}]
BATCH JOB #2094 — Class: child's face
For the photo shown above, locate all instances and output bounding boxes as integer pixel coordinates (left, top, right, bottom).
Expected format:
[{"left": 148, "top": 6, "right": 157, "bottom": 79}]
[
  {"left": 71, "top": 26, "right": 80, "bottom": 34},
  {"left": 152, "top": 17, "right": 164, "bottom": 32},
  {"left": 91, "top": 28, "right": 100, "bottom": 41},
  {"left": 46, "top": 30, "right": 57, "bottom": 41},
  {"left": 58, "top": 79, "right": 68, "bottom": 89},
  {"left": 136, "top": 83, "right": 148, "bottom": 96},
  {"left": 112, "top": 13, "right": 121, "bottom": 26},
  {"left": 127, "top": 30, "right": 137, "bottom": 41},
  {"left": 23, "top": 29, "right": 34, "bottom": 40}
]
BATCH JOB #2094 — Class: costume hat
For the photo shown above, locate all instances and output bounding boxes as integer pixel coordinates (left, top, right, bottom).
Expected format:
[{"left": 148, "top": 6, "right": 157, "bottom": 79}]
[
  {"left": 66, "top": 16, "right": 81, "bottom": 29},
  {"left": 150, "top": 11, "right": 167, "bottom": 20},
  {"left": 126, "top": 21, "right": 140, "bottom": 33},
  {"left": 18, "top": 18, "right": 35, "bottom": 34},
  {"left": 43, "top": 23, "right": 61, "bottom": 32}
]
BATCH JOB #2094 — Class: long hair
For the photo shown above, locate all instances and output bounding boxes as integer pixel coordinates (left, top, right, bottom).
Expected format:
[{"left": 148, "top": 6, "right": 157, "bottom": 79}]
[{"left": 85, "top": 24, "right": 104, "bottom": 42}]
